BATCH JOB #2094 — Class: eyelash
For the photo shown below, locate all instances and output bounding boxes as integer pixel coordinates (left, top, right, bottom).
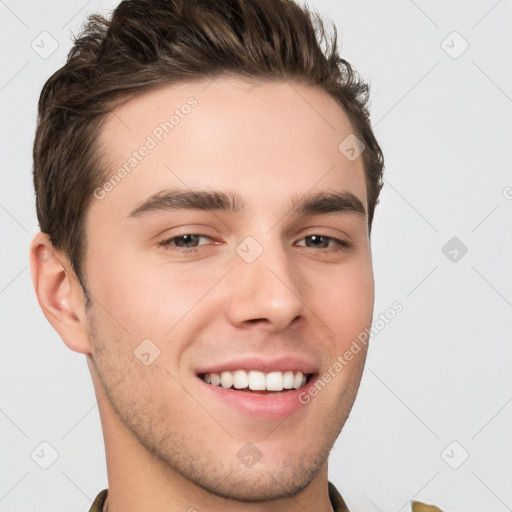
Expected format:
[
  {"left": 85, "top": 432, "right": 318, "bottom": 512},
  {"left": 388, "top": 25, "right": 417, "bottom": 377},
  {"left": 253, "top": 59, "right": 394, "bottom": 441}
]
[{"left": 158, "top": 233, "right": 351, "bottom": 254}]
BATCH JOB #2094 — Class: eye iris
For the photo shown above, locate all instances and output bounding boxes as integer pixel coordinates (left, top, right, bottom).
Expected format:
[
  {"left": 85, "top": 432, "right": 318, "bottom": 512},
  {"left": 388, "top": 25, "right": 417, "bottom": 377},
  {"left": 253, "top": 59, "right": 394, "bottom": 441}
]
[
  {"left": 307, "top": 235, "right": 328, "bottom": 248},
  {"left": 176, "top": 234, "right": 199, "bottom": 247}
]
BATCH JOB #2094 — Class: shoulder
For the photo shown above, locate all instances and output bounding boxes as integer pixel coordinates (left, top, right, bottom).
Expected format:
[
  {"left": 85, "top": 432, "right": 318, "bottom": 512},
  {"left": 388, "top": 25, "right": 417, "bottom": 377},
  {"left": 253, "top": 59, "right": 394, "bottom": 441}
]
[
  {"left": 411, "top": 500, "right": 446, "bottom": 511},
  {"left": 88, "top": 489, "right": 108, "bottom": 512},
  {"left": 328, "top": 481, "right": 452, "bottom": 512}
]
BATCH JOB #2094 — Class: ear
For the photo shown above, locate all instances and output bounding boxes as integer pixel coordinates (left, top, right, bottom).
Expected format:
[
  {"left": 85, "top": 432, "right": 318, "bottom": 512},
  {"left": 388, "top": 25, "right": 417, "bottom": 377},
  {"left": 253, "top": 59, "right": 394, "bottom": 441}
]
[{"left": 30, "top": 232, "right": 91, "bottom": 355}]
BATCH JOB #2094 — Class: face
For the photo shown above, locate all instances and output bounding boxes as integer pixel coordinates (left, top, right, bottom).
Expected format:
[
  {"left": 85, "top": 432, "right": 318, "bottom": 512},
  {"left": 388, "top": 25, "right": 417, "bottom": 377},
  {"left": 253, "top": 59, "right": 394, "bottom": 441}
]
[{"left": 83, "top": 76, "right": 374, "bottom": 501}]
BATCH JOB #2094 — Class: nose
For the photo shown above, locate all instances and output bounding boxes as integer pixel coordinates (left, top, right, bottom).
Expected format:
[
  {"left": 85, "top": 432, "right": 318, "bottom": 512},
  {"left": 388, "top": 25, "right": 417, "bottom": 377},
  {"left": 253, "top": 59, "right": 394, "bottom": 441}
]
[{"left": 225, "top": 238, "right": 305, "bottom": 332}]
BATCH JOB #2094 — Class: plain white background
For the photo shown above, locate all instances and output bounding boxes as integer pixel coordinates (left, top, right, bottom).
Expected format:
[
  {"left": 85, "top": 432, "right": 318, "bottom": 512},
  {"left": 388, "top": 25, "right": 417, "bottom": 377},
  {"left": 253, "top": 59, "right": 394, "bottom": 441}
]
[{"left": 0, "top": 1, "right": 511, "bottom": 511}]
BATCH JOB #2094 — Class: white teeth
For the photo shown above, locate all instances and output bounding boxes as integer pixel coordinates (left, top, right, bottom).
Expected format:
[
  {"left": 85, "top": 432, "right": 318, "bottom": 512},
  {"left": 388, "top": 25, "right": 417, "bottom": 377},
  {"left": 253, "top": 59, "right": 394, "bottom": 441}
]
[
  {"left": 202, "top": 370, "right": 309, "bottom": 391},
  {"left": 266, "top": 371, "right": 284, "bottom": 391},
  {"left": 293, "top": 372, "right": 303, "bottom": 390},
  {"left": 220, "top": 371, "right": 233, "bottom": 388},
  {"left": 248, "top": 370, "right": 266, "bottom": 390},
  {"left": 233, "top": 369, "right": 249, "bottom": 389},
  {"left": 283, "top": 371, "right": 294, "bottom": 389}
]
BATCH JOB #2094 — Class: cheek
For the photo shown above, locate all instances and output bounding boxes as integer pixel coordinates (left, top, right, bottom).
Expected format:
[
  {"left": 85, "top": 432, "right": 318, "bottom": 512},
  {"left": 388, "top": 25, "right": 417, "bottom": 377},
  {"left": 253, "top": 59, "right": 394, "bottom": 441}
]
[
  {"left": 307, "top": 257, "right": 374, "bottom": 341},
  {"left": 88, "top": 250, "right": 213, "bottom": 339}
]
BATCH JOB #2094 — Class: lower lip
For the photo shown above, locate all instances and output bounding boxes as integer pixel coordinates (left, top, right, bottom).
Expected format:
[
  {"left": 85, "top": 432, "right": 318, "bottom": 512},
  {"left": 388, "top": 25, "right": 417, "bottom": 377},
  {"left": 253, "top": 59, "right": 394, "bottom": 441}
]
[{"left": 196, "top": 375, "right": 317, "bottom": 420}]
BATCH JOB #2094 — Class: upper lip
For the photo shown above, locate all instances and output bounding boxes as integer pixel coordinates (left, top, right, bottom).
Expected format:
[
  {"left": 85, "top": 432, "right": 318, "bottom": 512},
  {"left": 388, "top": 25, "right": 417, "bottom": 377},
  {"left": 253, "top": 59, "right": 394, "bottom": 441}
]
[{"left": 195, "top": 354, "right": 319, "bottom": 375}]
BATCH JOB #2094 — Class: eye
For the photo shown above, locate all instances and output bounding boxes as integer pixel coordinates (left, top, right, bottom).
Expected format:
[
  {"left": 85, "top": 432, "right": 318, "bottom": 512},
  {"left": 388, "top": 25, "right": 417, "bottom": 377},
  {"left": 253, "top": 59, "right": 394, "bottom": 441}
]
[
  {"left": 159, "top": 234, "right": 213, "bottom": 252},
  {"left": 295, "top": 234, "right": 350, "bottom": 252},
  {"left": 158, "top": 233, "right": 351, "bottom": 255}
]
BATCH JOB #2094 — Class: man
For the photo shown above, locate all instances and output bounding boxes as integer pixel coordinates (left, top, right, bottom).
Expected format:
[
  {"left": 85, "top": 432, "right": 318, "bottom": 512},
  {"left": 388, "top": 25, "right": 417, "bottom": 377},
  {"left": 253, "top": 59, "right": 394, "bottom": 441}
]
[{"left": 30, "top": 0, "right": 444, "bottom": 510}]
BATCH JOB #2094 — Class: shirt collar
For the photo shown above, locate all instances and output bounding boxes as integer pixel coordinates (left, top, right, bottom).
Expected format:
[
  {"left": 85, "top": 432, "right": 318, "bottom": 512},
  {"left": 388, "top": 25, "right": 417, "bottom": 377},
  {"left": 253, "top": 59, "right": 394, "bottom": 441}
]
[
  {"left": 88, "top": 483, "right": 349, "bottom": 512},
  {"left": 88, "top": 483, "right": 445, "bottom": 512}
]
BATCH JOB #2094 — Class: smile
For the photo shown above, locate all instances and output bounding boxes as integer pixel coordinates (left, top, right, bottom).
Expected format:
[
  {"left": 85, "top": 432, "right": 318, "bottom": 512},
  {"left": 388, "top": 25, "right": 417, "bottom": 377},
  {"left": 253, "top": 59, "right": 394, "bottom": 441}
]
[{"left": 199, "top": 369, "right": 311, "bottom": 392}]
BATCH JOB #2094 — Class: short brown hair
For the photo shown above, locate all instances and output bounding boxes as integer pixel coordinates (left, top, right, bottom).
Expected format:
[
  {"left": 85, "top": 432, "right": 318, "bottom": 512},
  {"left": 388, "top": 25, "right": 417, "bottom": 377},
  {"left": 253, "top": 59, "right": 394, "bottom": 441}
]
[{"left": 33, "top": 0, "right": 384, "bottom": 289}]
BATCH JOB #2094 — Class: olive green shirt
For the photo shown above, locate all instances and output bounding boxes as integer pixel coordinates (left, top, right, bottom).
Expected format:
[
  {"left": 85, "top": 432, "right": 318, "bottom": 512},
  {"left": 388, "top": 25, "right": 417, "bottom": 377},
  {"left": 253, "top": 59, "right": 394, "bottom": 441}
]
[{"left": 88, "top": 482, "right": 445, "bottom": 511}]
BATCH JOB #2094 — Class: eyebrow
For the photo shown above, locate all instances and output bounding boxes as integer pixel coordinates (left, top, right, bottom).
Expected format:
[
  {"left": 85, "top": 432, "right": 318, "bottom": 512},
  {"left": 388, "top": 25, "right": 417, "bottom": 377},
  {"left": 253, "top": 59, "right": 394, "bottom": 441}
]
[{"left": 128, "top": 188, "right": 366, "bottom": 218}]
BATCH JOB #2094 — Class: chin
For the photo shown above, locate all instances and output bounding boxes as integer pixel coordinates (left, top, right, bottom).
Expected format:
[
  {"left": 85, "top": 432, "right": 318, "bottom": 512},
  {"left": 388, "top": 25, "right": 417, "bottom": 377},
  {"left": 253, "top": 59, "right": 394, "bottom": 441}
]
[{"left": 190, "top": 461, "right": 324, "bottom": 502}]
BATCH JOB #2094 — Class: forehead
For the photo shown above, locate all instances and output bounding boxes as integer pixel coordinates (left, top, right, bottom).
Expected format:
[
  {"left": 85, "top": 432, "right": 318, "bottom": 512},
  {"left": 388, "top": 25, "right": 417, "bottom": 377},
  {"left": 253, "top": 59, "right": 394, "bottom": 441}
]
[{"left": 94, "top": 76, "right": 367, "bottom": 218}]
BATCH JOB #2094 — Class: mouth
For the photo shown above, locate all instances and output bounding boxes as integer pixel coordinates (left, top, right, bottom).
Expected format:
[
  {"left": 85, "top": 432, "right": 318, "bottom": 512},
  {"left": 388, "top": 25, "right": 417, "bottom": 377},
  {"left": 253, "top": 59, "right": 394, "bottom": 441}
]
[
  {"left": 193, "top": 356, "right": 319, "bottom": 419},
  {"left": 197, "top": 369, "right": 313, "bottom": 395}
]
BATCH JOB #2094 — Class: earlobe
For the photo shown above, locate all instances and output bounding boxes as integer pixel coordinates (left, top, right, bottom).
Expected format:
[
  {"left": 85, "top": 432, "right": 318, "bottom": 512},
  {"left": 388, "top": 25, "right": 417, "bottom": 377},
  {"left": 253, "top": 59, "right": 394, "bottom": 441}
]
[{"left": 30, "top": 232, "right": 91, "bottom": 355}]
